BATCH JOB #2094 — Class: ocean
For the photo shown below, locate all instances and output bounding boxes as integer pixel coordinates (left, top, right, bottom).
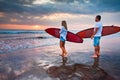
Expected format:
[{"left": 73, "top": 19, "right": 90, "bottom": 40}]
[
  {"left": 0, "top": 29, "right": 120, "bottom": 80},
  {"left": 0, "top": 30, "right": 57, "bottom": 53}
]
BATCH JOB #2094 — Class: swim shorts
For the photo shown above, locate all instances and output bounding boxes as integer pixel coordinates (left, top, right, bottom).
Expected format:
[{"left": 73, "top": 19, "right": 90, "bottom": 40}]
[
  {"left": 60, "top": 36, "right": 65, "bottom": 42},
  {"left": 94, "top": 37, "right": 101, "bottom": 46}
]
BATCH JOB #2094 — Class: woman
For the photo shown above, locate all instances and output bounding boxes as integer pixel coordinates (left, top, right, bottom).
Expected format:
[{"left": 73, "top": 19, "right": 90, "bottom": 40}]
[{"left": 59, "top": 20, "right": 68, "bottom": 57}]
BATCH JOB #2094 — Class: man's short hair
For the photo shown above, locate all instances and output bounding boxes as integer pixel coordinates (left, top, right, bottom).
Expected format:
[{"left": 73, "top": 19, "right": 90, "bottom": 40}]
[{"left": 96, "top": 15, "right": 101, "bottom": 20}]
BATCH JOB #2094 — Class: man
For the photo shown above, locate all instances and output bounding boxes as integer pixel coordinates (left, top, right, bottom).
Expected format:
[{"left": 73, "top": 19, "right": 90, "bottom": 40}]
[{"left": 91, "top": 15, "right": 103, "bottom": 57}]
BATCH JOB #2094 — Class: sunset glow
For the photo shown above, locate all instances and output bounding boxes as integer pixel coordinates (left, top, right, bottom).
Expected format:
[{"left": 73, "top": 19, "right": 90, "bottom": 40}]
[
  {"left": 33, "top": 25, "right": 45, "bottom": 30},
  {"left": 34, "top": 25, "right": 39, "bottom": 28},
  {"left": 0, "top": 24, "right": 46, "bottom": 30}
]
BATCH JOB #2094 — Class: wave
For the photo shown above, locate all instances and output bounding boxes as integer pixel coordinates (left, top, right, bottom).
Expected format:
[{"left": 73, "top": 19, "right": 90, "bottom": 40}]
[
  {"left": 0, "top": 34, "right": 58, "bottom": 54},
  {"left": 0, "top": 30, "right": 45, "bottom": 34},
  {"left": 0, "top": 36, "right": 48, "bottom": 39}
]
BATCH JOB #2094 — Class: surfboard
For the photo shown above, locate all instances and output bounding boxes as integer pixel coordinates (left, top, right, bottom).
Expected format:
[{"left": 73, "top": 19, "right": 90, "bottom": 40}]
[
  {"left": 45, "top": 28, "right": 83, "bottom": 43},
  {"left": 76, "top": 26, "right": 120, "bottom": 38}
]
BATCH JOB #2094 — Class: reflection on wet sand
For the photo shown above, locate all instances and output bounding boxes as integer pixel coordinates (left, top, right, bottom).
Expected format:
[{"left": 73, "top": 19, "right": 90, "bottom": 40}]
[
  {"left": 0, "top": 49, "right": 118, "bottom": 80},
  {"left": 0, "top": 52, "right": 53, "bottom": 80},
  {"left": 47, "top": 56, "right": 116, "bottom": 80},
  {"left": 0, "top": 53, "right": 35, "bottom": 80},
  {"left": 92, "top": 56, "right": 100, "bottom": 68}
]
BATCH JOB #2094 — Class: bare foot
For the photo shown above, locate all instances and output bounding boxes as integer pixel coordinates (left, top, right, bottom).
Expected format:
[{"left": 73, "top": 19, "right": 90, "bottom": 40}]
[
  {"left": 92, "top": 54, "right": 98, "bottom": 58},
  {"left": 97, "top": 53, "right": 100, "bottom": 56},
  {"left": 64, "top": 52, "right": 67, "bottom": 57},
  {"left": 59, "top": 54, "right": 64, "bottom": 57}
]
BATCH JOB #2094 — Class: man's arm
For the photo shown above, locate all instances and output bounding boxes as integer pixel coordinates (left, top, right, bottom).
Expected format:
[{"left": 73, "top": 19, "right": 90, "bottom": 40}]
[{"left": 91, "top": 28, "right": 98, "bottom": 39}]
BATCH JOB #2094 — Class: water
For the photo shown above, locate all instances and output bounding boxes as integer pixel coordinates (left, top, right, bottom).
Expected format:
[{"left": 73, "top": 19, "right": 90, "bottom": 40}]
[
  {"left": 0, "top": 30, "right": 58, "bottom": 53},
  {"left": 0, "top": 29, "right": 120, "bottom": 80}
]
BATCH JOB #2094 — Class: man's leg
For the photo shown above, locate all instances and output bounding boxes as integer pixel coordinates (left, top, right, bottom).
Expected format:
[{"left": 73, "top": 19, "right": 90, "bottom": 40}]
[
  {"left": 98, "top": 46, "right": 100, "bottom": 56},
  {"left": 93, "top": 37, "right": 100, "bottom": 57},
  {"left": 93, "top": 46, "right": 99, "bottom": 57}
]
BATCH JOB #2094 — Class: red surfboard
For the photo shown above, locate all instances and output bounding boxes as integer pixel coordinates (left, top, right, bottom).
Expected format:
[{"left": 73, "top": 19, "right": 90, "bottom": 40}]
[
  {"left": 76, "top": 26, "right": 120, "bottom": 38},
  {"left": 45, "top": 28, "right": 83, "bottom": 43}
]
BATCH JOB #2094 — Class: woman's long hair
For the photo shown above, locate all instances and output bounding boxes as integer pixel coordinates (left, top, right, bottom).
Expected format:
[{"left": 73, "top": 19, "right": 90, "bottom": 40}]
[{"left": 61, "top": 20, "right": 68, "bottom": 30}]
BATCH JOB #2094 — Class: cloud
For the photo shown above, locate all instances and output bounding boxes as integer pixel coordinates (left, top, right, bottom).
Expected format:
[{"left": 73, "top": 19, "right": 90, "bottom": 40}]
[
  {"left": 0, "top": 0, "right": 120, "bottom": 30},
  {"left": 51, "top": 0, "right": 75, "bottom": 3},
  {"left": 0, "top": 0, "right": 120, "bottom": 15},
  {"left": 0, "top": 0, "right": 28, "bottom": 13}
]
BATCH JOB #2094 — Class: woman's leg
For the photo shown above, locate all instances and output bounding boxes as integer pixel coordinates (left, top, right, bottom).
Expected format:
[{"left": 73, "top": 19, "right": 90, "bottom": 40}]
[
  {"left": 62, "top": 41, "right": 67, "bottom": 57},
  {"left": 60, "top": 41, "right": 67, "bottom": 57},
  {"left": 60, "top": 41, "right": 64, "bottom": 56}
]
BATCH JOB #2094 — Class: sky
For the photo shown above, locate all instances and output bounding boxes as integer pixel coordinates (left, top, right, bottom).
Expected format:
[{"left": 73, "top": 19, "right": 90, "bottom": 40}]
[{"left": 0, "top": 0, "right": 120, "bottom": 30}]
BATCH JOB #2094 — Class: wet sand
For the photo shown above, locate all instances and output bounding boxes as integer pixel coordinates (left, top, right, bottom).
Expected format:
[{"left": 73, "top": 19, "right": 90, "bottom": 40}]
[
  {"left": 0, "top": 45, "right": 119, "bottom": 80},
  {"left": 47, "top": 57, "right": 115, "bottom": 80}
]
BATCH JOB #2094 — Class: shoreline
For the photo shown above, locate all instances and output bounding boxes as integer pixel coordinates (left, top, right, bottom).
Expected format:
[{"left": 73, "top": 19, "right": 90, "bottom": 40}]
[{"left": 0, "top": 46, "right": 119, "bottom": 80}]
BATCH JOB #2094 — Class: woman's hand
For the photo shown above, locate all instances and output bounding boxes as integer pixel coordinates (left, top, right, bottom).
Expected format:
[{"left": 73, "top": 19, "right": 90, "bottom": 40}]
[{"left": 91, "top": 35, "right": 94, "bottom": 39}]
